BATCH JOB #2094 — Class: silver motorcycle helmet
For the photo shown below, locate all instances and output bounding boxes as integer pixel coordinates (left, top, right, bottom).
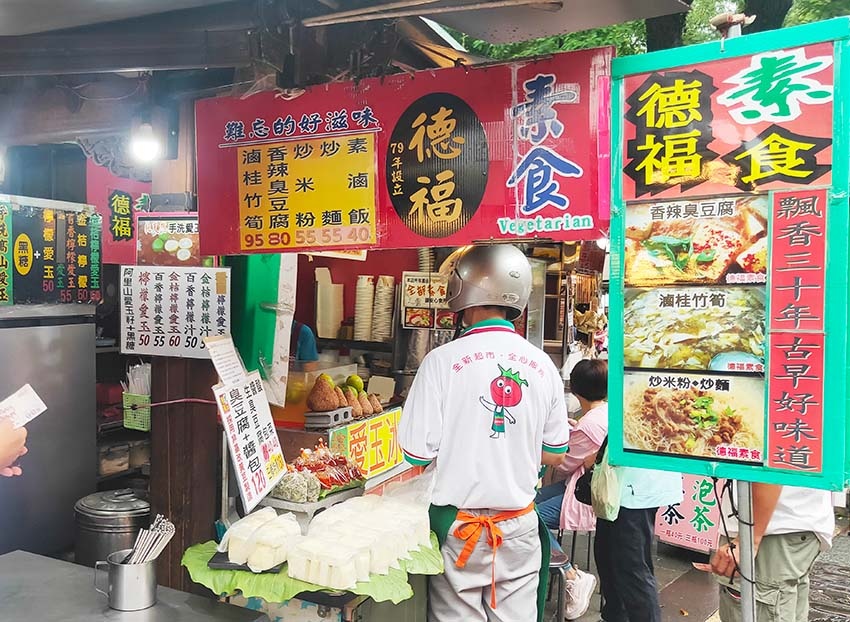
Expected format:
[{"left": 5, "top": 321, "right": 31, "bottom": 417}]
[{"left": 443, "top": 244, "right": 532, "bottom": 321}]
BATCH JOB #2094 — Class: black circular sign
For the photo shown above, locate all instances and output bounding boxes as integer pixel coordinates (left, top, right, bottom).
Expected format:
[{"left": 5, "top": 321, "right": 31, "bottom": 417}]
[{"left": 386, "top": 93, "right": 488, "bottom": 238}]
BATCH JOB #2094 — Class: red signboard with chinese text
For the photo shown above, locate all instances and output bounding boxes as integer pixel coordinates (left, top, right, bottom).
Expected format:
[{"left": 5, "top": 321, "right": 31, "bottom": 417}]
[
  {"left": 86, "top": 159, "right": 151, "bottom": 265},
  {"left": 195, "top": 48, "right": 613, "bottom": 255},
  {"left": 767, "top": 189, "right": 827, "bottom": 473},
  {"left": 622, "top": 43, "right": 833, "bottom": 201}
]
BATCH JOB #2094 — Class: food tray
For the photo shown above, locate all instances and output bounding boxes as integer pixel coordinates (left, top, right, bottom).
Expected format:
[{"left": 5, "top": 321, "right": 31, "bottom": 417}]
[
  {"left": 304, "top": 407, "right": 353, "bottom": 430},
  {"left": 206, "top": 550, "right": 284, "bottom": 574}
]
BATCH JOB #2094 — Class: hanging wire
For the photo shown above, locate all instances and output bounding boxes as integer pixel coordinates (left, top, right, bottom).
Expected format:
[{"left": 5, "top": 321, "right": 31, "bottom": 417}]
[{"left": 712, "top": 477, "right": 755, "bottom": 586}]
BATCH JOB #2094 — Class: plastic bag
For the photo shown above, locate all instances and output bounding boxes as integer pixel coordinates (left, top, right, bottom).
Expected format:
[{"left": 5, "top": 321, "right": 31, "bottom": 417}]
[
  {"left": 382, "top": 462, "right": 436, "bottom": 507},
  {"left": 272, "top": 471, "right": 321, "bottom": 503},
  {"left": 591, "top": 445, "right": 621, "bottom": 521}
]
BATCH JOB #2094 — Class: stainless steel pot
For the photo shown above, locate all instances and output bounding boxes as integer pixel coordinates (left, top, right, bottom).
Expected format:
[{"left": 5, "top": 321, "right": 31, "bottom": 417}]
[{"left": 74, "top": 489, "right": 150, "bottom": 567}]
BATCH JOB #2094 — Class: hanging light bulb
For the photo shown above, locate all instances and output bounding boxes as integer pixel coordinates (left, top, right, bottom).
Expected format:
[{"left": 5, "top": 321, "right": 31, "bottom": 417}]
[{"left": 129, "top": 122, "right": 161, "bottom": 163}]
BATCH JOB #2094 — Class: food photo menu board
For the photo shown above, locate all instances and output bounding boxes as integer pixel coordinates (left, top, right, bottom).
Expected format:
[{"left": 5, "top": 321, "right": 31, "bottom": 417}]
[
  {"left": 609, "top": 20, "right": 850, "bottom": 489},
  {"left": 622, "top": 194, "right": 768, "bottom": 465}
]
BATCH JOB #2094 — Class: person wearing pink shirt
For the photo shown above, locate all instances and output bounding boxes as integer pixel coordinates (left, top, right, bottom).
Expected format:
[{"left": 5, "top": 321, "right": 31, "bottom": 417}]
[{"left": 535, "top": 359, "right": 608, "bottom": 619}]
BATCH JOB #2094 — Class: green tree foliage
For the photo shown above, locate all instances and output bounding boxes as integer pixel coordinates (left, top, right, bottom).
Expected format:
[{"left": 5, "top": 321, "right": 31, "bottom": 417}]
[
  {"left": 452, "top": 0, "right": 848, "bottom": 60},
  {"left": 452, "top": 21, "right": 647, "bottom": 59},
  {"left": 786, "top": 0, "right": 850, "bottom": 25}
]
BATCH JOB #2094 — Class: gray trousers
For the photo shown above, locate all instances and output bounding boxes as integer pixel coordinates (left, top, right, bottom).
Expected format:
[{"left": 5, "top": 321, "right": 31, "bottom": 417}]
[
  {"left": 428, "top": 510, "right": 540, "bottom": 622},
  {"left": 718, "top": 532, "right": 821, "bottom": 622}
]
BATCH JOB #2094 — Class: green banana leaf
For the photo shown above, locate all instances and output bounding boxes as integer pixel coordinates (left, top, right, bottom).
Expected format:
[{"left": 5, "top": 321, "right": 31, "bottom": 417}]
[{"left": 181, "top": 533, "right": 443, "bottom": 605}]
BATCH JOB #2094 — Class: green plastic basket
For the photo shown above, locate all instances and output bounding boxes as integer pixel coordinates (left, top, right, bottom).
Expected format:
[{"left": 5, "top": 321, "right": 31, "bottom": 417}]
[{"left": 123, "top": 393, "right": 151, "bottom": 432}]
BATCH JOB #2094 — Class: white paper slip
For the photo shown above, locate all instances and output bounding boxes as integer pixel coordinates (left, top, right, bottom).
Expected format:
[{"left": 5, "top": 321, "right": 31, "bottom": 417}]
[
  {"left": 0, "top": 384, "right": 47, "bottom": 429},
  {"left": 204, "top": 335, "right": 247, "bottom": 387}
]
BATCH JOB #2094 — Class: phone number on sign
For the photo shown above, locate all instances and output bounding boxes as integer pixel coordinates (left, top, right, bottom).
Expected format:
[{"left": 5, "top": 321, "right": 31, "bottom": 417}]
[{"left": 243, "top": 225, "right": 373, "bottom": 249}]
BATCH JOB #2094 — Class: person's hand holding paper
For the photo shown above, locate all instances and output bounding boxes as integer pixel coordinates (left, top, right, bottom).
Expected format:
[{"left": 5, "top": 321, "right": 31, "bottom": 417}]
[{"left": 0, "top": 384, "right": 48, "bottom": 477}]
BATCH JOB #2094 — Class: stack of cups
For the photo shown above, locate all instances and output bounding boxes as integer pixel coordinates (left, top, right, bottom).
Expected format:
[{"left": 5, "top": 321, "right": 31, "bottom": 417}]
[
  {"left": 418, "top": 248, "right": 434, "bottom": 272},
  {"left": 354, "top": 275, "right": 375, "bottom": 341},
  {"left": 371, "top": 276, "right": 395, "bottom": 343}
]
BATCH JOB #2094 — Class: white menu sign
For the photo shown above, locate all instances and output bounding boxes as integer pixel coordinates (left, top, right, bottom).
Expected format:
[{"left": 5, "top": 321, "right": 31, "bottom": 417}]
[
  {"left": 120, "top": 265, "right": 231, "bottom": 358},
  {"left": 214, "top": 371, "right": 286, "bottom": 513}
]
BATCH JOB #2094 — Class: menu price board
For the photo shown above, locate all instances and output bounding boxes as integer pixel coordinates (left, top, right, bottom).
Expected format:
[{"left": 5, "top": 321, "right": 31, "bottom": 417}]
[
  {"left": 120, "top": 265, "right": 231, "bottom": 358},
  {"left": 196, "top": 47, "right": 613, "bottom": 254},
  {"left": 328, "top": 407, "right": 403, "bottom": 479},
  {"left": 214, "top": 371, "right": 286, "bottom": 513},
  {"left": 236, "top": 134, "right": 377, "bottom": 252},
  {"left": 611, "top": 19, "right": 850, "bottom": 490},
  {"left": 401, "top": 271, "right": 452, "bottom": 330},
  {"left": 0, "top": 202, "right": 102, "bottom": 305},
  {"left": 767, "top": 189, "right": 827, "bottom": 473}
]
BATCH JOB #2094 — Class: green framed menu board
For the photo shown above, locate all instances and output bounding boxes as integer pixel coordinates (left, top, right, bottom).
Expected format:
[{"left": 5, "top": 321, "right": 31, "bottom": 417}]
[{"left": 608, "top": 18, "right": 850, "bottom": 490}]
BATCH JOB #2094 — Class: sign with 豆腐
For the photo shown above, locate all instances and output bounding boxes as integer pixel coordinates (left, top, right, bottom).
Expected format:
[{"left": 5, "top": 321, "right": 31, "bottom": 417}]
[
  {"left": 610, "top": 19, "right": 850, "bottom": 490},
  {"left": 195, "top": 47, "right": 613, "bottom": 254},
  {"left": 120, "top": 265, "right": 231, "bottom": 358},
  {"left": 235, "top": 134, "right": 377, "bottom": 252},
  {"left": 214, "top": 371, "right": 286, "bottom": 513}
]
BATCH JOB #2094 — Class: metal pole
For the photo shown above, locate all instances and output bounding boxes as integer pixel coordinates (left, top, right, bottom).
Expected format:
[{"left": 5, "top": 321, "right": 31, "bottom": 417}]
[{"left": 736, "top": 480, "right": 757, "bottom": 622}]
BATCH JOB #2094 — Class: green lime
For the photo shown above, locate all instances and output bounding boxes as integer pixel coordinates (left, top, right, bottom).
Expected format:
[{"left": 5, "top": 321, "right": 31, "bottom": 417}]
[{"left": 152, "top": 238, "right": 165, "bottom": 253}]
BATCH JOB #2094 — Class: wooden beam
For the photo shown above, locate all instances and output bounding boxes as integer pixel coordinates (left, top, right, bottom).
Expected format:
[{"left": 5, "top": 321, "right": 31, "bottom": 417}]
[
  {"left": 0, "top": 81, "right": 141, "bottom": 145},
  {"left": 150, "top": 357, "right": 220, "bottom": 593},
  {"left": 0, "top": 30, "right": 256, "bottom": 76}
]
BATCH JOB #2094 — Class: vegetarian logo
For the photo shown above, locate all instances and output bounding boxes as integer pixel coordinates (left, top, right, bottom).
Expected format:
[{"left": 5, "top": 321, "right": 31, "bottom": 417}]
[{"left": 479, "top": 365, "right": 528, "bottom": 439}]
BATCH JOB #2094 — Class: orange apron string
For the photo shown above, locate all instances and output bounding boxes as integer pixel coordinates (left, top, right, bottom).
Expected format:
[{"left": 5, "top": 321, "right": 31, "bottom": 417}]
[{"left": 451, "top": 502, "right": 535, "bottom": 609}]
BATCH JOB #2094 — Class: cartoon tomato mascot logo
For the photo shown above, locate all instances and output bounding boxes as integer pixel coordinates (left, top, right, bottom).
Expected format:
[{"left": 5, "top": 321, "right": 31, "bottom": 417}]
[{"left": 480, "top": 365, "right": 528, "bottom": 439}]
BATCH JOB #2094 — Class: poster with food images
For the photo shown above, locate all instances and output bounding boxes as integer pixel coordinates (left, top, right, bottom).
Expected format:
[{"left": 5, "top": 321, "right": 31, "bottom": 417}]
[
  {"left": 624, "top": 195, "right": 768, "bottom": 288},
  {"left": 401, "top": 271, "right": 453, "bottom": 330},
  {"left": 136, "top": 213, "right": 203, "bottom": 266},
  {"left": 611, "top": 27, "right": 849, "bottom": 488},
  {"left": 623, "top": 370, "right": 764, "bottom": 463},
  {"left": 623, "top": 287, "right": 765, "bottom": 371}
]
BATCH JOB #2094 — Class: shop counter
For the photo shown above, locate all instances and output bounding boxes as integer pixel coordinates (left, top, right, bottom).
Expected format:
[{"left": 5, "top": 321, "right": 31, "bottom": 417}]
[{"left": 0, "top": 551, "right": 269, "bottom": 622}]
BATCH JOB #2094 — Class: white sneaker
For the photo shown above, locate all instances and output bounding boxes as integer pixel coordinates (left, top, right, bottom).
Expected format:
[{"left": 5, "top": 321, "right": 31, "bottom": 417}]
[{"left": 564, "top": 569, "right": 597, "bottom": 620}]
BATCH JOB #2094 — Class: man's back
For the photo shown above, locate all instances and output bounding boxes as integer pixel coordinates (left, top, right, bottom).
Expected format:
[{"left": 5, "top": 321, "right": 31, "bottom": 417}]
[{"left": 400, "top": 319, "right": 569, "bottom": 511}]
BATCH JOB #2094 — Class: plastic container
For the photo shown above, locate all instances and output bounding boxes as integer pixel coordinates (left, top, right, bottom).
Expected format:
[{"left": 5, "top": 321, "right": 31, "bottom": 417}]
[{"left": 273, "top": 362, "right": 357, "bottom": 428}]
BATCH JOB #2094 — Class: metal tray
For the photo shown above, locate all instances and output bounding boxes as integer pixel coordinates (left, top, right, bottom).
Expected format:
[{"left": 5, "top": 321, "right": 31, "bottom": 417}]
[{"left": 207, "top": 550, "right": 284, "bottom": 574}]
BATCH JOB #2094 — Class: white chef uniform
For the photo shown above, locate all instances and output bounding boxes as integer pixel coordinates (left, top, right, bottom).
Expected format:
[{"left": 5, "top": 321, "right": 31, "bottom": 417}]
[{"left": 400, "top": 318, "right": 570, "bottom": 622}]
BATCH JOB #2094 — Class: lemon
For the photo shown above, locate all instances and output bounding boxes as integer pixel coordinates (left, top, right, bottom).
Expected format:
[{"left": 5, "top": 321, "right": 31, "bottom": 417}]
[{"left": 286, "top": 380, "right": 307, "bottom": 404}]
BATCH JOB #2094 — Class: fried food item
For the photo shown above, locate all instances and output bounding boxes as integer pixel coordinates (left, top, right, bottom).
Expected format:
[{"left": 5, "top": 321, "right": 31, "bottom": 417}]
[
  {"left": 307, "top": 374, "right": 339, "bottom": 412},
  {"left": 334, "top": 386, "right": 347, "bottom": 409},
  {"left": 358, "top": 392, "right": 374, "bottom": 416},
  {"left": 343, "top": 386, "right": 363, "bottom": 418},
  {"left": 368, "top": 394, "right": 383, "bottom": 414}
]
